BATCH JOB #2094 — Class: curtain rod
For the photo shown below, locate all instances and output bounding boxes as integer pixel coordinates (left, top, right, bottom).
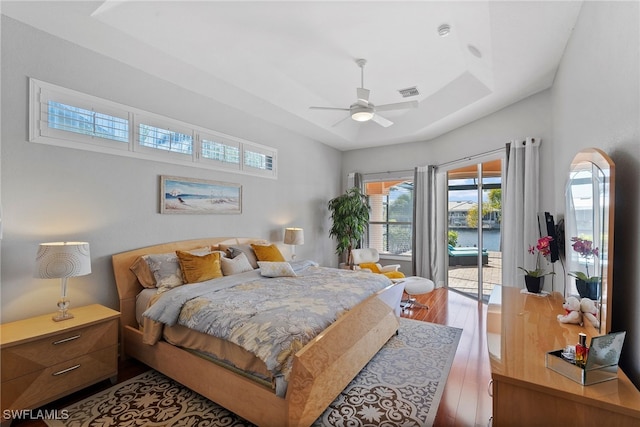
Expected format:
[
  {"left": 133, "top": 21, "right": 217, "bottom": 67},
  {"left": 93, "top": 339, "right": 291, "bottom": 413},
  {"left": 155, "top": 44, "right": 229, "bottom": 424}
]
[
  {"left": 362, "top": 145, "right": 508, "bottom": 177},
  {"left": 435, "top": 146, "right": 505, "bottom": 169}
]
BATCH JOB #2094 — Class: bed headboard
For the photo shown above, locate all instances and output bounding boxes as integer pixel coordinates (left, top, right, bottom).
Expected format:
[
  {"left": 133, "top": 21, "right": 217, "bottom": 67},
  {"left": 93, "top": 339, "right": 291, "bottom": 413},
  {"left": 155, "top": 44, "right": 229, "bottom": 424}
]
[{"left": 112, "top": 237, "right": 267, "bottom": 331}]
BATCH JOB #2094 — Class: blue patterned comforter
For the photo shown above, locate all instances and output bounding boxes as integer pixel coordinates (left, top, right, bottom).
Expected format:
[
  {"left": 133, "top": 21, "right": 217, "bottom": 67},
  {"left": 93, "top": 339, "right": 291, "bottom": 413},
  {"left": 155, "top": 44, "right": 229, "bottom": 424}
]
[{"left": 142, "top": 260, "right": 393, "bottom": 392}]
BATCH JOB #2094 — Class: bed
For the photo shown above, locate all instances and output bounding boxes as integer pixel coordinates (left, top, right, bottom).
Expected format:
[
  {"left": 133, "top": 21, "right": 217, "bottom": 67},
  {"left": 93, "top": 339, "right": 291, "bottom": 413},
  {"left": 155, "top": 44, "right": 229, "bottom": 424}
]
[{"left": 112, "top": 237, "right": 405, "bottom": 427}]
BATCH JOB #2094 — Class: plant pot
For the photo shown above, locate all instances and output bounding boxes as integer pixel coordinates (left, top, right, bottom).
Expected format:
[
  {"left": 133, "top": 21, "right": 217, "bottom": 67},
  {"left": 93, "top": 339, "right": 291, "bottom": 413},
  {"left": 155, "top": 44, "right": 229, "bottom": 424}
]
[
  {"left": 525, "top": 275, "right": 544, "bottom": 293},
  {"left": 576, "top": 279, "right": 600, "bottom": 300}
]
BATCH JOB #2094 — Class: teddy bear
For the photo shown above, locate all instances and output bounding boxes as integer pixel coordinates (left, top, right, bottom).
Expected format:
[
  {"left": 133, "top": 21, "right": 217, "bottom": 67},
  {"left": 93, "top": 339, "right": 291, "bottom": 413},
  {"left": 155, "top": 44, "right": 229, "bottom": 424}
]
[
  {"left": 580, "top": 297, "right": 600, "bottom": 328},
  {"left": 557, "top": 296, "right": 582, "bottom": 325}
]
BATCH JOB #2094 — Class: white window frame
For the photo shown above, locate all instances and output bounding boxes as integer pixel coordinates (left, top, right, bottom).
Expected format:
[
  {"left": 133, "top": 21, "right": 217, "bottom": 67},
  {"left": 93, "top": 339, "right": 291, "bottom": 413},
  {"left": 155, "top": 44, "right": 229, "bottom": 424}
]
[
  {"left": 29, "top": 78, "right": 278, "bottom": 178},
  {"left": 199, "top": 131, "right": 242, "bottom": 171},
  {"left": 32, "top": 82, "right": 131, "bottom": 152},
  {"left": 363, "top": 171, "right": 414, "bottom": 259},
  {"left": 134, "top": 113, "right": 195, "bottom": 162},
  {"left": 243, "top": 144, "right": 277, "bottom": 177}
]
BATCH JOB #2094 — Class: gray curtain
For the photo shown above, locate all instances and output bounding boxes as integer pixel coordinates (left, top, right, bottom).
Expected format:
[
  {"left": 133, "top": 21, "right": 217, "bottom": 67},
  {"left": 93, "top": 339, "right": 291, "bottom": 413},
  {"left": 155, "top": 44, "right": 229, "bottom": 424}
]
[{"left": 412, "top": 165, "right": 442, "bottom": 285}]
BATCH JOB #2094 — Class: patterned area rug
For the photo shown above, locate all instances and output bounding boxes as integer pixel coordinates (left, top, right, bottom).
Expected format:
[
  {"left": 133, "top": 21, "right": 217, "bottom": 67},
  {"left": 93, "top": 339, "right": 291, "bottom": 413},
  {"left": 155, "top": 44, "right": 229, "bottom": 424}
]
[{"left": 48, "top": 318, "right": 461, "bottom": 427}]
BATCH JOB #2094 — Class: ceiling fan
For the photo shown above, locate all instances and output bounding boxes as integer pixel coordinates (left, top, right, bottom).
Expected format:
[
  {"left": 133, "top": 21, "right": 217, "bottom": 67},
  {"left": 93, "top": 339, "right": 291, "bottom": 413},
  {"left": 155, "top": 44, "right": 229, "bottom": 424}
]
[{"left": 309, "top": 58, "right": 418, "bottom": 127}]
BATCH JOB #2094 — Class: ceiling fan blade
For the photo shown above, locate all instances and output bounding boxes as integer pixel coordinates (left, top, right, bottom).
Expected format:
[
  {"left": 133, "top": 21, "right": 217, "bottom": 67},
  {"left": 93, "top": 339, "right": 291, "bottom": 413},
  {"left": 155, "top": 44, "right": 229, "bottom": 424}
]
[
  {"left": 309, "top": 106, "right": 350, "bottom": 111},
  {"left": 374, "top": 100, "right": 419, "bottom": 112},
  {"left": 357, "top": 87, "right": 370, "bottom": 104},
  {"left": 370, "top": 114, "right": 394, "bottom": 128}
]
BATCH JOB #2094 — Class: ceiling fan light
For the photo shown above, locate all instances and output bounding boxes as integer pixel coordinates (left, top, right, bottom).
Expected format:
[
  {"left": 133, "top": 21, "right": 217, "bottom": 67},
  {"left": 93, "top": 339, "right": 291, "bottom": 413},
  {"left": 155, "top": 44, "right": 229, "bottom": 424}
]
[{"left": 351, "top": 106, "right": 374, "bottom": 122}]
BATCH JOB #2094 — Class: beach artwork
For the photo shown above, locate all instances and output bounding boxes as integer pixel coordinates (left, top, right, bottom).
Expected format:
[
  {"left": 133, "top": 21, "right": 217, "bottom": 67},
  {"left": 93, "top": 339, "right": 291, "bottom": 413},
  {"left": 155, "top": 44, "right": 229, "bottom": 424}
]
[{"left": 161, "top": 176, "right": 242, "bottom": 214}]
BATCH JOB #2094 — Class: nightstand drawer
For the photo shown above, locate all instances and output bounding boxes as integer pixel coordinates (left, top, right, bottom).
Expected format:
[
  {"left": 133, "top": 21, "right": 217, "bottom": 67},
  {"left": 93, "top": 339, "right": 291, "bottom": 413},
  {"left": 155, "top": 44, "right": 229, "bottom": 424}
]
[
  {"left": 1, "top": 318, "right": 118, "bottom": 382},
  {"left": 1, "top": 345, "right": 117, "bottom": 411}
]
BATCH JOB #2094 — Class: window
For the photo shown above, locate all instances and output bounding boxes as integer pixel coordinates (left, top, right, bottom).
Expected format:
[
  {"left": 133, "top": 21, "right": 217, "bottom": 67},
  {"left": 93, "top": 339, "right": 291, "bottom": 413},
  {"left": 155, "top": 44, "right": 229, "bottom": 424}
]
[
  {"left": 29, "top": 78, "right": 277, "bottom": 178},
  {"left": 201, "top": 136, "right": 240, "bottom": 168},
  {"left": 365, "top": 179, "right": 413, "bottom": 256},
  {"left": 135, "top": 115, "right": 194, "bottom": 161},
  {"left": 243, "top": 146, "right": 276, "bottom": 176},
  {"left": 47, "top": 101, "right": 129, "bottom": 143},
  {"left": 138, "top": 124, "right": 192, "bottom": 155}
]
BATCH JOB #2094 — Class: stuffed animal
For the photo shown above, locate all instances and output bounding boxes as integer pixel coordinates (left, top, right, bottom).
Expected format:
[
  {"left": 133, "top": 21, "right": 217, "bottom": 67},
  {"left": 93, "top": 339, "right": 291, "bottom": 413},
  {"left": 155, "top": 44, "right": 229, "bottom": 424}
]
[
  {"left": 580, "top": 297, "right": 600, "bottom": 328},
  {"left": 557, "top": 296, "right": 582, "bottom": 325}
]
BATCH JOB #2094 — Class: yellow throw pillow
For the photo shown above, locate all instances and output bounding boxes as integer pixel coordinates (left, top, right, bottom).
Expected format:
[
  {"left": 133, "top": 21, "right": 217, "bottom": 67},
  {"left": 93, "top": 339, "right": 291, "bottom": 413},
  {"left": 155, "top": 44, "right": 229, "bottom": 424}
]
[
  {"left": 251, "top": 243, "right": 285, "bottom": 262},
  {"left": 359, "top": 262, "right": 381, "bottom": 274},
  {"left": 176, "top": 250, "right": 223, "bottom": 284}
]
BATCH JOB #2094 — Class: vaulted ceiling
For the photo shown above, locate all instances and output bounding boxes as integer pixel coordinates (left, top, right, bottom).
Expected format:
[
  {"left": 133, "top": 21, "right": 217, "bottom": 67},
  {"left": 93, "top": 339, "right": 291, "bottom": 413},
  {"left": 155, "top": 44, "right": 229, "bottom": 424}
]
[{"left": 2, "top": 1, "right": 583, "bottom": 151}]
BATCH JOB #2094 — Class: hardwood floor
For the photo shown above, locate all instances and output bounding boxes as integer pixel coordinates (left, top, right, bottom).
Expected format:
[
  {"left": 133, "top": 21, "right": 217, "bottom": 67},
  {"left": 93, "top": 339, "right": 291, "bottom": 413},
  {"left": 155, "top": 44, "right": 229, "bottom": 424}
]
[
  {"left": 402, "top": 287, "right": 493, "bottom": 427},
  {"left": 10, "top": 287, "right": 492, "bottom": 426}
]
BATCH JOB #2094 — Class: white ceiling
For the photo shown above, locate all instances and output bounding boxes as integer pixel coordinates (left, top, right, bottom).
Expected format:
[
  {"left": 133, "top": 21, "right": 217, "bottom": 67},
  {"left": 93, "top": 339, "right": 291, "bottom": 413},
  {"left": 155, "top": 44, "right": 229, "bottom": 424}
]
[{"left": 2, "top": 1, "right": 583, "bottom": 151}]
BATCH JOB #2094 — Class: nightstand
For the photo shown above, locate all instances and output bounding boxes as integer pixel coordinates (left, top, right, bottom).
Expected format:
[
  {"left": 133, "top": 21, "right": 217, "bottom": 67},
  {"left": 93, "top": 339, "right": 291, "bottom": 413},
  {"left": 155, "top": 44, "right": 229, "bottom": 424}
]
[{"left": 1, "top": 304, "right": 119, "bottom": 417}]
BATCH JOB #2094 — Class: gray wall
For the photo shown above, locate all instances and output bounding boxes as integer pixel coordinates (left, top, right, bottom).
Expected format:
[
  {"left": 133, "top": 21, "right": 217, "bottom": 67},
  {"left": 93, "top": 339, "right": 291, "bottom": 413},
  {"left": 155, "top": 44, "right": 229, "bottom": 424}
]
[
  {"left": 343, "top": 1, "right": 640, "bottom": 387},
  {"left": 0, "top": 16, "right": 341, "bottom": 322},
  {"left": 551, "top": 0, "right": 639, "bottom": 386}
]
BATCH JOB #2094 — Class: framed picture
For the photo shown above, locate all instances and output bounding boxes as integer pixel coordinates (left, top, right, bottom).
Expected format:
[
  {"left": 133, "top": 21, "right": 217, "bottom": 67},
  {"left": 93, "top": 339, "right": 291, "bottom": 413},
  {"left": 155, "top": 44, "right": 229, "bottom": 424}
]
[{"left": 160, "top": 175, "right": 242, "bottom": 214}]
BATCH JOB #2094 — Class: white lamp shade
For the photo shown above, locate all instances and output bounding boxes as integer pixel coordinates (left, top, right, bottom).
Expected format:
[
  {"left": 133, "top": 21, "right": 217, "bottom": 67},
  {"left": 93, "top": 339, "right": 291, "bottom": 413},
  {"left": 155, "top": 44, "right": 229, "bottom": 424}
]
[
  {"left": 284, "top": 228, "right": 304, "bottom": 245},
  {"left": 35, "top": 242, "right": 91, "bottom": 279}
]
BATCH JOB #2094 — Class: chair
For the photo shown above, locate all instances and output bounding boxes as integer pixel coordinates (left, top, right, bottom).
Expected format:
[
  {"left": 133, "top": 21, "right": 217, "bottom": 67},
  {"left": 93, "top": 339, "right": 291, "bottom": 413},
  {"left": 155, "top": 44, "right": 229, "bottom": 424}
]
[{"left": 351, "top": 248, "right": 405, "bottom": 279}]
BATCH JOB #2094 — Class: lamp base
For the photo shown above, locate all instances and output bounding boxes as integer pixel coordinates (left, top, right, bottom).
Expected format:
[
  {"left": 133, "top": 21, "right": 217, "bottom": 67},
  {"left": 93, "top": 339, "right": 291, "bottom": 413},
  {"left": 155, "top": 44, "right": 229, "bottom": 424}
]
[
  {"left": 54, "top": 289, "right": 73, "bottom": 322},
  {"left": 52, "top": 312, "right": 74, "bottom": 322}
]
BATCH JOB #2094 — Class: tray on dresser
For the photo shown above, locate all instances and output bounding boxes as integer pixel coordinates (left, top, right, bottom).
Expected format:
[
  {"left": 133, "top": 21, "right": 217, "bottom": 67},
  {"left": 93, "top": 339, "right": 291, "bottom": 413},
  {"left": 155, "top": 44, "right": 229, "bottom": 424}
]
[{"left": 546, "top": 331, "right": 626, "bottom": 385}]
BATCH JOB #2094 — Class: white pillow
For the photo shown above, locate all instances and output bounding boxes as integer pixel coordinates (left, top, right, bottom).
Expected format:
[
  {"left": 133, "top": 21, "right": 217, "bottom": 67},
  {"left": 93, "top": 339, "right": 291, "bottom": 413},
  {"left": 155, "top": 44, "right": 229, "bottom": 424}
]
[
  {"left": 258, "top": 261, "right": 297, "bottom": 278},
  {"left": 221, "top": 252, "right": 254, "bottom": 276},
  {"left": 143, "top": 253, "right": 184, "bottom": 293}
]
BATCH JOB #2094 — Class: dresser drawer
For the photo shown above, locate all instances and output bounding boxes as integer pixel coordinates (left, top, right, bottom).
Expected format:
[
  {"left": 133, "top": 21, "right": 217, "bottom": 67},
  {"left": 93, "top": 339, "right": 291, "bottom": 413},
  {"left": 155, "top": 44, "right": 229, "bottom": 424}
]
[
  {"left": 1, "top": 318, "right": 118, "bottom": 382},
  {"left": 1, "top": 345, "right": 117, "bottom": 411}
]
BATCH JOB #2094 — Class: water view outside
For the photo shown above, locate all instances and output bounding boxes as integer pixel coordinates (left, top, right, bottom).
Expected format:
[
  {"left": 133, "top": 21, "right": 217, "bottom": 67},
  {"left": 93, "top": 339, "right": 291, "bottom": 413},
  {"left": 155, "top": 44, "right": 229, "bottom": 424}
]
[
  {"left": 454, "top": 229, "right": 501, "bottom": 251},
  {"left": 447, "top": 160, "right": 503, "bottom": 302}
]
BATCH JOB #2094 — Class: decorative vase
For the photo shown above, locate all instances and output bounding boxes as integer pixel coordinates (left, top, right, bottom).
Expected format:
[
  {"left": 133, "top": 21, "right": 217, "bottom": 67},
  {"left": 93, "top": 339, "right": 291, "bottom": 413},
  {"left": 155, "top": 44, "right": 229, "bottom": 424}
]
[
  {"left": 576, "top": 279, "right": 600, "bottom": 300},
  {"left": 525, "top": 275, "right": 544, "bottom": 293}
]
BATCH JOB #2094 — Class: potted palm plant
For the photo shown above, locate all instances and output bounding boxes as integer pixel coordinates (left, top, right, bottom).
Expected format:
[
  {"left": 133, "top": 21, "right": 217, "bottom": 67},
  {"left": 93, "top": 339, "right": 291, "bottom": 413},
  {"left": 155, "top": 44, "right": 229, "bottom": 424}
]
[{"left": 328, "top": 187, "right": 370, "bottom": 268}]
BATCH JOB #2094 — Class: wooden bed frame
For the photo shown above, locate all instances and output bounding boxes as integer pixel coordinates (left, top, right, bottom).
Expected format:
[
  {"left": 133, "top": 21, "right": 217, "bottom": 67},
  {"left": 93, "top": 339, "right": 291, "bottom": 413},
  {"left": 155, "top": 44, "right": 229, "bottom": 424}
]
[{"left": 112, "top": 237, "right": 404, "bottom": 427}]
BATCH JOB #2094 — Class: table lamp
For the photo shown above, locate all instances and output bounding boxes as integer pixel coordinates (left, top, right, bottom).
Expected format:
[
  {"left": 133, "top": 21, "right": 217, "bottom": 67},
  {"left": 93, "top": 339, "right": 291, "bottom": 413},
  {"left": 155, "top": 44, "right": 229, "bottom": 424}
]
[
  {"left": 34, "top": 241, "right": 91, "bottom": 321},
  {"left": 284, "top": 228, "right": 304, "bottom": 260}
]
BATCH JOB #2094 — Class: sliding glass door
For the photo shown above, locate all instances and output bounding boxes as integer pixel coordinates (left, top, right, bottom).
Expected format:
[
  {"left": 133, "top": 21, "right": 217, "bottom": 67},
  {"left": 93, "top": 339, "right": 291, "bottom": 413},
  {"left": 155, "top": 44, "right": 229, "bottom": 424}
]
[{"left": 447, "top": 160, "right": 502, "bottom": 302}]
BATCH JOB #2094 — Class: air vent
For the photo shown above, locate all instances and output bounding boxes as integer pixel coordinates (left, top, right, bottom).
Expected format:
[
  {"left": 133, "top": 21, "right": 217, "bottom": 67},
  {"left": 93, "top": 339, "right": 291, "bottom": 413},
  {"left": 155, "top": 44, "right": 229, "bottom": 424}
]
[{"left": 398, "top": 87, "right": 420, "bottom": 98}]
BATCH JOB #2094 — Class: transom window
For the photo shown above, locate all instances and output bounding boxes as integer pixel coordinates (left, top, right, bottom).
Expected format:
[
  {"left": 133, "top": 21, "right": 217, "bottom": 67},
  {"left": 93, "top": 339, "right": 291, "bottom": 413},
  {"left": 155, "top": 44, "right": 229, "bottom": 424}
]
[
  {"left": 202, "top": 138, "right": 240, "bottom": 165},
  {"left": 138, "top": 123, "right": 193, "bottom": 155},
  {"left": 30, "top": 78, "right": 277, "bottom": 178},
  {"left": 47, "top": 101, "right": 129, "bottom": 143}
]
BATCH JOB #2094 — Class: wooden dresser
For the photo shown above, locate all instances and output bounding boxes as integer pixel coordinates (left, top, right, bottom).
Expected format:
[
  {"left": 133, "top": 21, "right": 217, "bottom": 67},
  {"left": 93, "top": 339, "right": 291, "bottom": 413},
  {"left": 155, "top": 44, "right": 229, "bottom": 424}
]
[
  {"left": 1, "top": 304, "right": 119, "bottom": 420},
  {"left": 487, "top": 286, "right": 640, "bottom": 426}
]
